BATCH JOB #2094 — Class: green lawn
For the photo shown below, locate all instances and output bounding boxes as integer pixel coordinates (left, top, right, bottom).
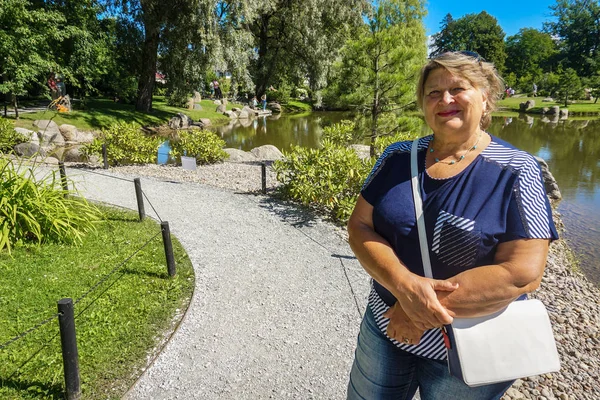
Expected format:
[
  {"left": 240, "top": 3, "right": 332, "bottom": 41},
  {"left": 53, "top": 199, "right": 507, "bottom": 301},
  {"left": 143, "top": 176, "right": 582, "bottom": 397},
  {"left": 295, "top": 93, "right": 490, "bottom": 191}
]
[
  {"left": 0, "top": 205, "right": 194, "bottom": 399},
  {"left": 8, "top": 97, "right": 245, "bottom": 132},
  {"left": 498, "top": 96, "right": 600, "bottom": 114}
]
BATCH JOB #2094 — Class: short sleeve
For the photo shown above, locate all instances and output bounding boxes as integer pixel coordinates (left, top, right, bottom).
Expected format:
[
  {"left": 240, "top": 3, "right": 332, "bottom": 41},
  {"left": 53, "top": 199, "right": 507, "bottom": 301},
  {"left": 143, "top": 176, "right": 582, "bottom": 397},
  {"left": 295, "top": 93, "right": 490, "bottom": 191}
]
[
  {"left": 499, "top": 157, "right": 559, "bottom": 242},
  {"left": 360, "top": 141, "right": 410, "bottom": 206}
]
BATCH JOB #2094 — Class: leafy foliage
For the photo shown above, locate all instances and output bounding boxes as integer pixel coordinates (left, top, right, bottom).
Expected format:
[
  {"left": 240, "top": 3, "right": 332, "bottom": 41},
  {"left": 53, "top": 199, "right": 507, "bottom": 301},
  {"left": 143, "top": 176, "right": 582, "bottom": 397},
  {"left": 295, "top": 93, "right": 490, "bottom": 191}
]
[
  {"left": 0, "top": 158, "right": 100, "bottom": 253},
  {"left": 81, "top": 122, "right": 162, "bottom": 165},
  {"left": 320, "top": 120, "right": 361, "bottom": 146},
  {"left": 0, "top": 118, "right": 29, "bottom": 153},
  {"left": 274, "top": 141, "right": 374, "bottom": 223},
  {"left": 430, "top": 11, "right": 507, "bottom": 72},
  {"left": 169, "top": 129, "right": 228, "bottom": 165},
  {"left": 505, "top": 28, "right": 558, "bottom": 81}
]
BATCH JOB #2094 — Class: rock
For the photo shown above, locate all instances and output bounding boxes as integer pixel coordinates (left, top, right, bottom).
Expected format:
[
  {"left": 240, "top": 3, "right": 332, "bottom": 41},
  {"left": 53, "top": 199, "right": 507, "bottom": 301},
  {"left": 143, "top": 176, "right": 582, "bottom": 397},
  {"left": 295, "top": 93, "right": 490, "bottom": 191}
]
[
  {"left": 190, "top": 121, "right": 205, "bottom": 128},
  {"left": 238, "top": 110, "right": 250, "bottom": 120},
  {"left": 542, "top": 97, "right": 554, "bottom": 102},
  {"left": 232, "top": 107, "right": 241, "bottom": 112},
  {"left": 559, "top": 109, "right": 569, "bottom": 119},
  {"left": 63, "top": 146, "right": 84, "bottom": 162},
  {"left": 77, "top": 131, "right": 95, "bottom": 143},
  {"left": 268, "top": 102, "right": 282, "bottom": 113},
  {"left": 350, "top": 144, "right": 371, "bottom": 160},
  {"left": 168, "top": 113, "right": 193, "bottom": 129},
  {"left": 542, "top": 107, "right": 549, "bottom": 114},
  {"left": 199, "top": 118, "right": 211, "bottom": 127},
  {"left": 33, "top": 119, "right": 59, "bottom": 132},
  {"left": 242, "top": 106, "right": 256, "bottom": 115},
  {"left": 59, "top": 124, "right": 79, "bottom": 141},
  {"left": 35, "top": 120, "right": 64, "bottom": 146},
  {"left": 193, "top": 104, "right": 203, "bottom": 111},
  {"left": 187, "top": 98, "right": 194, "bottom": 110},
  {"left": 547, "top": 106, "right": 560, "bottom": 115},
  {"left": 15, "top": 127, "right": 39, "bottom": 144},
  {"left": 223, "top": 110, "right": 237, "bottom": 119},
  {"left": 192, "top": 91, "right": 202, "bottom": 102},
  {"left": 250, "top": 145, "right": 283, "bottom": 161},
  {"left": 14, "top": 142, "right": 44, "bottom": 157},
  {"left": 519, "top": 100, "right": 536, "bottom": 111},
  {"left": 506, "top": 387, "right": 524, "bottom": 398},
  {"left": 213, "top": 100, "right": 221, "bottom": 105},
  {"left": 223, "top": 148, "right": 259, "bottom": 162},
  {"left": 216, "top": 104, "right": 227, "bottom": 113}
]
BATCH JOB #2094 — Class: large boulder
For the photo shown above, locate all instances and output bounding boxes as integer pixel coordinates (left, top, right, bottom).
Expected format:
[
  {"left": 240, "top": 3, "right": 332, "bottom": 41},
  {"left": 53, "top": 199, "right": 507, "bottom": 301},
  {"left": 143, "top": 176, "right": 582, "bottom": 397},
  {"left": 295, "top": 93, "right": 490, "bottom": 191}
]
[
  {"left": 63, "top": 146, "right": 85, "bottom": 162},
  {"left": 59, "top": 124, "right": 79, "bottom": 141},
  {"left": 559, "top": 108, "right": 569, "bottom": 119},
  {"left": 198, "top": 118, "right": 211, "bottom": 127},
  {"left": 15, "top": 127, "right": 39, "bottom": 144},
  {"left": 223, "top": 110, "right": 237, "bottom": 119},
  {"left": 519, "top": 100, "right": 535, "bottom": 111},
  {"left": 547, "top": 106, "right": 560, "bottom": 115},
  {"left": 168, "top": 113, "right": 193, "bottom": 129},
  {"left": 268, "top": 102, "right": 282, "bottom": 113},
  {"left": 34, "top": 119, "right": 64, "bottom": 146},
  {"left": 14, "top": 143, "right": 44, "bottom": 157},
  {"left": 216, "top": 104, "right": 227, "bottom": 113},
  {"left": 535, "top": 156, "right": 562, "bottom": 202},
  {"left": 250, "top": 144, "right": 284, "bottom": 161},
  {"left": 224, "top": 148, "right": 259, "bottom": 162},
  {"left": 77, "top": 131, "right": 95, "bottom": 143},
  {"left": 237, "top": 110, "right": 250, "bottom": 119}
]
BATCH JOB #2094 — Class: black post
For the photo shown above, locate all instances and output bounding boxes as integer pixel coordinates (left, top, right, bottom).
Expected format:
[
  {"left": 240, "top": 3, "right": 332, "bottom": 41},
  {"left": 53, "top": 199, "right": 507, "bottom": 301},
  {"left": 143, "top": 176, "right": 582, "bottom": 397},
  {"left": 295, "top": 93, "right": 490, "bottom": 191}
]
[
  {"left": 261, "top": 162, "right": 267, "bottom": 194},
  {"left": 57, "top": 298, "right": 81, "bottom": 400},
  {"left": 161, "top": 221, "right": 176, "bottom": 277},
  {"left": 134, "top": 178, "right": 145, "bottom": 221},
  {"left": 58, "top": 162, "right": 69, "bottom": 193},
  {"left": 102, "top": 144, "right": 108, "bottom": 169}
]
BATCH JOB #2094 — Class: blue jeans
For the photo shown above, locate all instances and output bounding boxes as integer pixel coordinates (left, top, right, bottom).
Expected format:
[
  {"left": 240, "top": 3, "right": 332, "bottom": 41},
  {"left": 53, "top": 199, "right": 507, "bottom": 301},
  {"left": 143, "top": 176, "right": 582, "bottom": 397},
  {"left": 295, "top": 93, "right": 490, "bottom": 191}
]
[{"left": 347, "top": 307, "right": 514, "bottom": 400}]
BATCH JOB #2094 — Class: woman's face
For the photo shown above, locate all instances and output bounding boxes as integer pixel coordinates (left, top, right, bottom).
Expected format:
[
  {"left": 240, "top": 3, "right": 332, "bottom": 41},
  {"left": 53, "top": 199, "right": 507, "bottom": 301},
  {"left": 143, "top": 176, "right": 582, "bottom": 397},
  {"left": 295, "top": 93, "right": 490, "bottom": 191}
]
[{"left": 422, "top": 68, "right": 487, "bottom": 137}]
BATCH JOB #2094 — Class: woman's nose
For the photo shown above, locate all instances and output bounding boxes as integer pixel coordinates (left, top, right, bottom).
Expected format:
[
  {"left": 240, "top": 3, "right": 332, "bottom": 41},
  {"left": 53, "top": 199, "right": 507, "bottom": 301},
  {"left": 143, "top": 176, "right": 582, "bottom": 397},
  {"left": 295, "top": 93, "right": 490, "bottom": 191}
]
[{"left": 440, "top": 90, "right": 454, "bottom": 104}]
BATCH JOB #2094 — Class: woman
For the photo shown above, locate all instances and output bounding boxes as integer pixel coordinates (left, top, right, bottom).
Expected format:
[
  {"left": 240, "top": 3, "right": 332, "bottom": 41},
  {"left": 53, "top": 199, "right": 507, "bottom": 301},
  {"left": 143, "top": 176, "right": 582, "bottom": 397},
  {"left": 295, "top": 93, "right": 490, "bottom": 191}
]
[{"left": 346, "top": 52, "right": 558, "bottom": 399}]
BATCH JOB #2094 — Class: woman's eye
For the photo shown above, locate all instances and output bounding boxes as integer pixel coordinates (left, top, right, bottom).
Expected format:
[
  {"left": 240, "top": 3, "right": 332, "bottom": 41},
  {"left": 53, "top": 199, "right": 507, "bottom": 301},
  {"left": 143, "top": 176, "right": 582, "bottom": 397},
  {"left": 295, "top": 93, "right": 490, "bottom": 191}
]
[
  {"left": 427, "top": 90, "right": 440, "bottom": 97},
  {"left": 450, "top": 87, "right": 465, "bottom": 94}
]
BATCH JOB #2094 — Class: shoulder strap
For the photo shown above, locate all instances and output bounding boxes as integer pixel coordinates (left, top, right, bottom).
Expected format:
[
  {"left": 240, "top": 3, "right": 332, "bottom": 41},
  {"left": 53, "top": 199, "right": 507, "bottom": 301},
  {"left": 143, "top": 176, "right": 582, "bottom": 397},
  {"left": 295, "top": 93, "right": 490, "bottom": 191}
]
[{"left": 411, "top": 139, "right": 433, "bottom": 279}]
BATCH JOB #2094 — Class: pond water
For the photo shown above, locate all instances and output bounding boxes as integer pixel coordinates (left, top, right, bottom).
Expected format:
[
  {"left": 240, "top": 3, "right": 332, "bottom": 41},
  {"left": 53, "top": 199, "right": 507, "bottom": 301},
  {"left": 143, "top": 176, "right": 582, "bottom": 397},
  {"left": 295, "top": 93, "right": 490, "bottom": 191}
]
[{"left": 214, "top": 112, "right": 600, "bottom": 287}]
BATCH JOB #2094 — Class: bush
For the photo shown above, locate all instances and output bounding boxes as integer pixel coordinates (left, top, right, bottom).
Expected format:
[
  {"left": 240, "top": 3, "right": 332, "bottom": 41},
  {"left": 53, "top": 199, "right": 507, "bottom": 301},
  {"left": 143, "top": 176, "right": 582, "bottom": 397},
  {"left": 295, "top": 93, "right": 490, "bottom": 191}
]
[
  {"left": 82, "top": 122, "right": 162, "bottom": 165},
  {"left": 0, "top": 158, "right": 101, "bottom": 253},
  {"left": 274, "top": 140, "right": 374, "bottom": 223},
  {"left": 169, "top": 129, "right": 228, "bottom": 165},
  {"left": 321, "top": 120, "right": 362, "bottom": 146},
  {"left": 0, "top": 118, "right": 29, "bottom": 153}
]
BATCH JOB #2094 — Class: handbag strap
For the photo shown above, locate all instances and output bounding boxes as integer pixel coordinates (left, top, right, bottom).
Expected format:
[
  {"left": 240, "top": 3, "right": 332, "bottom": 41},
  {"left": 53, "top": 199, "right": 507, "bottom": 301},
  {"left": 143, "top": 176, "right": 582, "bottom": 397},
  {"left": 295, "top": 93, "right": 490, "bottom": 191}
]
[{"left": 410, "top": 138, "right": 433, "bottom": 279}]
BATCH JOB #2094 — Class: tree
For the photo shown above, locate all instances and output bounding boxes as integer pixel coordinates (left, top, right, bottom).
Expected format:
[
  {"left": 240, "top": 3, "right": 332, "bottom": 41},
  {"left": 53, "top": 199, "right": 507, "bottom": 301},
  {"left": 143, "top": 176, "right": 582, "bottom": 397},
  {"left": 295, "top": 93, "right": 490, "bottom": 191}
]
[
  {"left": 332, "top": 0, "right": 427, "bottom": 156},
  {"left": 430, "top": 11, "right": 507, "bottom": 72},
  {"left": 505, "top": 28, "right": 558, "bottom": 80},
  {"left": 0, "top": 0, "right": 68, "bottom": 118},
  {"left": 558, "top": 66, "right": 582, "bottom": 106},
  {"left": 545, "top": 0, "right": 600, "bottom": 77}
]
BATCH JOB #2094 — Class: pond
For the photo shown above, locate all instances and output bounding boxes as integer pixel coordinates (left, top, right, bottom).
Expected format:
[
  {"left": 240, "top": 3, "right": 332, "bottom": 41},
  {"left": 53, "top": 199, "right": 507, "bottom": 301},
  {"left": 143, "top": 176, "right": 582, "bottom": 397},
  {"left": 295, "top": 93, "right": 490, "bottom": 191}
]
[{"left": 214, "top": 112, "right": 600, "bottom": 287}]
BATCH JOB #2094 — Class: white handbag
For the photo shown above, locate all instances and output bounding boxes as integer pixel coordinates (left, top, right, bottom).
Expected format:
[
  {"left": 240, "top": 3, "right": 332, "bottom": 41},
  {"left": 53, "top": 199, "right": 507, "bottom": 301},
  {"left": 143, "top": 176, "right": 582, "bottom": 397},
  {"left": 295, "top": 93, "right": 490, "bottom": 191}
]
[{"left": 409, "top": 138, "right": 560, "bottom": 387}]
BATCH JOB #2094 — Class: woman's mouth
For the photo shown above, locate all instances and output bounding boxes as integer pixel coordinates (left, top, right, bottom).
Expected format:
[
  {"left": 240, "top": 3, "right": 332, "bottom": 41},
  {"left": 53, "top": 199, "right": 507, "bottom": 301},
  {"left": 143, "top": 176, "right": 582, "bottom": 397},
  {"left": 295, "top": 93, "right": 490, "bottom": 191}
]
[{"left": 437, "top": 110, "right": 461, "bottom": 117}]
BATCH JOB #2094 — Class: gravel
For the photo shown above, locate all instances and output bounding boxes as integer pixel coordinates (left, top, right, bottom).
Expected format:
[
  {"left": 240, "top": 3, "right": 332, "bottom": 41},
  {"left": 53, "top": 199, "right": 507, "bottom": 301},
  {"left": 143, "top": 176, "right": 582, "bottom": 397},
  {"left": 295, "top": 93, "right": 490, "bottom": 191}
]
[{"left": 59, "top": 160, "right": 600, "bottom": 399}]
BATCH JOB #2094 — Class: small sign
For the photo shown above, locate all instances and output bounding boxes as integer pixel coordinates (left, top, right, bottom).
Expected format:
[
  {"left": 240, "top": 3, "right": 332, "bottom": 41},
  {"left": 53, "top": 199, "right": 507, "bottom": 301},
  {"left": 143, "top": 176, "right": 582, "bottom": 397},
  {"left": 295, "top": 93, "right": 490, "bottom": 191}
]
[{"left": 181, "top": 156, "right": 197, "bottom": 171}]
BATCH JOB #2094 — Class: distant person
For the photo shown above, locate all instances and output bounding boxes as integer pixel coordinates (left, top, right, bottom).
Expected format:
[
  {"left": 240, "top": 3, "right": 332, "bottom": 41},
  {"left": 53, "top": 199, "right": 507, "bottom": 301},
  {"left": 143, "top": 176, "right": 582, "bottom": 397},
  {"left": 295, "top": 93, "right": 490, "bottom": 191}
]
[
  {"left": 213, "top": 80, "right": 223, "bottom": 100},
  {"left": 209, "top": 81, "right": 214, "bottom": 98},
  {"left": 47, "top": 73, "right": 59, "bottom": 100},
  {"left": 261, "top": 94, "right": 267, "bottom": 110},
  {"left": 533, "top": 83, "right": 538, "bottom": 97},
  {"left": 251, "top": 96, "right": 258, "bottom": 109},
  {"left": 56, "top": 75, "right": 66, "bottom": 97}
]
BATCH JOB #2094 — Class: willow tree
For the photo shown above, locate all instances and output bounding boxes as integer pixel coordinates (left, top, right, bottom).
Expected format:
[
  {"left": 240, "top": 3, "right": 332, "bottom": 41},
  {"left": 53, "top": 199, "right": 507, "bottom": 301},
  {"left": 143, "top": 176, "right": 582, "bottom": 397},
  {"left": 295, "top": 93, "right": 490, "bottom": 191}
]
[{"left": 333, "top": 0, "right": 427, "bottom": 156}]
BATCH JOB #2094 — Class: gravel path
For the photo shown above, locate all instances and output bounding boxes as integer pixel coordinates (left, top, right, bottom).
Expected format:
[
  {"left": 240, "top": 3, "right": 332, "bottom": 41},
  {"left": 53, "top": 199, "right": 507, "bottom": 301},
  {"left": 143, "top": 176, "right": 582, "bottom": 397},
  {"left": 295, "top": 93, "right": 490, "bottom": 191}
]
[{"left": 61, "top": 162, "right": 370, "bottom": 399}]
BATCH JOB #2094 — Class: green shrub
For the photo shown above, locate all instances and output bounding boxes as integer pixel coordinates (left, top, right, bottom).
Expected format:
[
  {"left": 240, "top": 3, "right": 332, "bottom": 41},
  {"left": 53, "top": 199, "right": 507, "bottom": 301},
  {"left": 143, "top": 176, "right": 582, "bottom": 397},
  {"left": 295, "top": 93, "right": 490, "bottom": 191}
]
[
  {"left": 321, "top": 120, "right": 362, "bottom": 146},
  {"left": 0, "top": 158, "right": 101, "bottom": 253},
  {"left": 82, "top": 122, "right": 162, "bottom": 165},
  {"left": 0, "top": 118, "right": 29, "bottom": 153},
  {"left": 169, "top": 129, "right": 228, "bottom": 165},
  {"left": 274, "top": 139, "right": 374, "bottom": 223}
]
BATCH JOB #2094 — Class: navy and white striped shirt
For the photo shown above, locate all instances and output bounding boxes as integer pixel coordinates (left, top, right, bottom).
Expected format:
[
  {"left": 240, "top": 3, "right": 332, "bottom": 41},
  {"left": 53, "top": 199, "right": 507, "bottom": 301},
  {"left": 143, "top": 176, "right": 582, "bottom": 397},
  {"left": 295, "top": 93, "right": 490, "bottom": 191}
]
[{"left": 361, "top": 134, "right": 559, "bottom": 360}]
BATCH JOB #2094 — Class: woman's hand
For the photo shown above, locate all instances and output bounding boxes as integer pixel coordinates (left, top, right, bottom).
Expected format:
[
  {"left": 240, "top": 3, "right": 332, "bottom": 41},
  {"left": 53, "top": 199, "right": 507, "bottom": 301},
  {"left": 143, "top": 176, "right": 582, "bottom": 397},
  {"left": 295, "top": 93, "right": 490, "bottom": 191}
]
[
  {"left": 383, "top": 302, "right": 425, "bottom": 345},
  {"left": 395, "top": 275, "right": 458, "bottom": 330}
]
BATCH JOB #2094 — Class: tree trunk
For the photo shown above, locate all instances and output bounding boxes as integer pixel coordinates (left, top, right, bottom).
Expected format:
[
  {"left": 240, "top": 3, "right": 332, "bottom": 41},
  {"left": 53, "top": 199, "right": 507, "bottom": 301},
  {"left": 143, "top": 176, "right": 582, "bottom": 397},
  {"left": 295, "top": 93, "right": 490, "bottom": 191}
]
[
  {"left": 254, "top": 14, "right": 273, "bottom": 97},
  {"left": 12, "top": 94, "right": 19, "bottom": 120},
  {"left": 135, "top": 23, "right": 160, "bottom": 113}
]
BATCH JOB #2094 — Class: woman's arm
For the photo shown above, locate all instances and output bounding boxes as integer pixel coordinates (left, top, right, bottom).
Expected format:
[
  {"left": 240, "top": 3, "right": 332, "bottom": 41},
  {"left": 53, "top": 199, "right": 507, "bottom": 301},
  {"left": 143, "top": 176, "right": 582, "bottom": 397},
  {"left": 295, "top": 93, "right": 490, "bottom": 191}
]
[
  {"left": 437, "top": 238, "right": 550, "bottom": 318},
  {"left": 348, "top": 195, "right": 458, "bottom": 330}
]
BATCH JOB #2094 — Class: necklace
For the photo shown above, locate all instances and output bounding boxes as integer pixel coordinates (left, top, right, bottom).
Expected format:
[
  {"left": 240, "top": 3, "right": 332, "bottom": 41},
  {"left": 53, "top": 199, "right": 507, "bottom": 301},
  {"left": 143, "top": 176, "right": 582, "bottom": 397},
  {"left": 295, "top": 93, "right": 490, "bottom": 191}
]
[{"left": 429, "top": 131, "right": 482, "bottom": 165}]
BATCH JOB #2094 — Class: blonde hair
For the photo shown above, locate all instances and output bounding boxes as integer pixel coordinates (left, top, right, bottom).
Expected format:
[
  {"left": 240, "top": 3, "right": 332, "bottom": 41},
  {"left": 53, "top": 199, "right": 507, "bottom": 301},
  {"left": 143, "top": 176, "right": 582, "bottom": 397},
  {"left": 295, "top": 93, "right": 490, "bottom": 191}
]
[{"left": 416, "top": 52, "right": 504, "bottom": 130}]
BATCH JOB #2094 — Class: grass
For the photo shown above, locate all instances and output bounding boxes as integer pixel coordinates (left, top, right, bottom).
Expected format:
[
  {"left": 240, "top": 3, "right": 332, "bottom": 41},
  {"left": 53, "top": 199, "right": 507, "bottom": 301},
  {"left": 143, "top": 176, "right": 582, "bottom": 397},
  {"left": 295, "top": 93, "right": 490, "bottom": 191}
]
[
  {"left": 283, "top": 100, "right": 312, "bottom": 113},
  {"left": 7, "top": 97, "right": 244, "bottom": 132},
  {"left": 0, "top": 205, "right": 195, "bottom": 399},
  {"left": 498, "top": 96, "right": 600, "bottom": 115}
]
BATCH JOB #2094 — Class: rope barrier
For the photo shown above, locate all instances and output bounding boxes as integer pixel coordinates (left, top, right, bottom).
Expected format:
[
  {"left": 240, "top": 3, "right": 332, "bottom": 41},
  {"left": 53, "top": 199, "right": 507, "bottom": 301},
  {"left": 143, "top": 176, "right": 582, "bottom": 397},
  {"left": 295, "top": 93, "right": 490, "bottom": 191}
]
[
  {"left": 141, "top": 190, "right": 163, "bottom": 222},
  {"left": 69, "top": 167, "right": 134, "bottom": 183},
  {"left": 0, "top": 313, "right": 60, "bottom": 351},
  {"left": 6, "top": 331, "right": 60, "bottom": 381}
]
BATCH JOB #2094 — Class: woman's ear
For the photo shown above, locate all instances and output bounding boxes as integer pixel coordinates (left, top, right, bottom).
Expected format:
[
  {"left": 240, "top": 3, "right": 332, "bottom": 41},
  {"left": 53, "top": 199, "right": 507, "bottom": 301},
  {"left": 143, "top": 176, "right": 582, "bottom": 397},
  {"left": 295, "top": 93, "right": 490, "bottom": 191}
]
[{"left": 481, "top": 90, "right": 488, "bottom": 113}]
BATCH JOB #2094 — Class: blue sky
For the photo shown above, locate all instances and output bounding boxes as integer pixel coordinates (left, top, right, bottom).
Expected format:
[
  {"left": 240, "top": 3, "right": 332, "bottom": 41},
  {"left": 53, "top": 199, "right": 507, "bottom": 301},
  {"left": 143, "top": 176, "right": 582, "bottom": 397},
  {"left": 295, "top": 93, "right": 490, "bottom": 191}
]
[{"left": 423, "top": 0, "right": 558, "bottom": 37}]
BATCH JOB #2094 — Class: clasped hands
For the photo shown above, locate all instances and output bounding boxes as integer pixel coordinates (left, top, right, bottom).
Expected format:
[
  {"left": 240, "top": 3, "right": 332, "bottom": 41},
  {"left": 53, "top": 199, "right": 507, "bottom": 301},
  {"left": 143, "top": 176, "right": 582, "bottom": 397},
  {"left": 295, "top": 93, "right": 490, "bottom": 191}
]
[{"left": 384, "top": 275, "right": 458, "bottom": 345}]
